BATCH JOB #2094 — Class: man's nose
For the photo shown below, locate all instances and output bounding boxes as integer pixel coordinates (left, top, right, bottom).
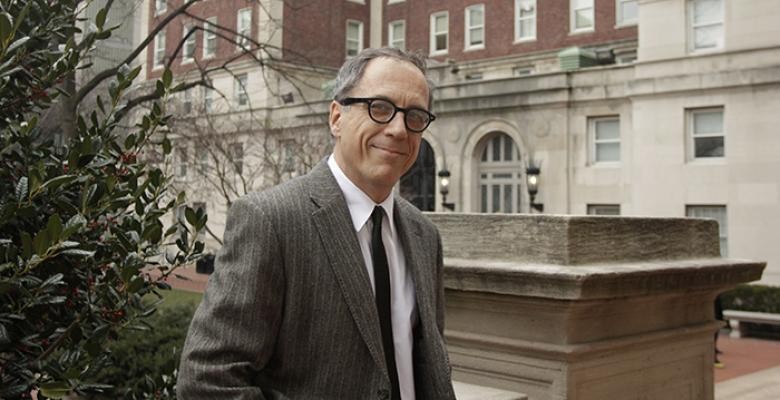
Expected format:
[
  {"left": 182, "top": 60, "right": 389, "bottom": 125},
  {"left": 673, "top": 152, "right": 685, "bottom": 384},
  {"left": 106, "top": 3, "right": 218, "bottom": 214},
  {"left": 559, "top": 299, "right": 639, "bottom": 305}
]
[{"left": 384, "top": 111, "right": 408, "bottom": 137}]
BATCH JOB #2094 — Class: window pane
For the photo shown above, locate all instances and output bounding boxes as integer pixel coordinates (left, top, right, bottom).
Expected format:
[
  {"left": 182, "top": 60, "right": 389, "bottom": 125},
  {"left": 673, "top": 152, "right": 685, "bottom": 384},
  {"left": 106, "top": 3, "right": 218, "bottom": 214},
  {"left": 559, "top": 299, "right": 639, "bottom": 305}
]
[
  {"left": 492, "top": 185, "right": 500, "bottom": 212},
  {"left": 694, "top": 25, "right": 721, "bottom": 49},
  {"left": 470, "top": 28, "right": 484, "bottom": 45},
  {"left": 519, "top": 0, "right": 535, "bottom": 15},
  {"left": 435, "top": 34, "right": 446, "bottom": 51},
  {"left": 596, "top": 142, "right": 620, "bottom": 162},
  {"left": 517, "top": 184, "right": 522, "bottom": 212},
  {"left": 435, "top": 15, "right": 447, "bottom": 32},
  {"left": 504, "top": 135, "right": 513, "bottom": 161},
  {"left": 621, "top": 0, "right": 638, "bottom": 22},
  {"left": 694, "top": 111, "right": 723, "bottom": 134},
  {"left": 470, "top": 7, "right": 483, "bottom": 25},
  {"left": 503, "top": 184, "right": 512, "bottom": 213},
  {"left": 519, "top": 19, "right": 534, "bottom": 38},
  {"left": 575, "top": 9, "right": 593, "bottom": 29},
  {"left": 481, "top": 146, "right": 488, "bottom": 162},
  {"left": 595, "top": 119, "right": 620, "bottom": 140},
  {"left": 481, "top": 185, "right": 487, "bottom": 213},
  {"left": 693, "top": 0, "right": 721, "bottom": 25},
  {"left": 694, "top": 136, "right": 724, "bottom": 157},
  {"left": 492, "top": 137, "right": 501, "bottom": 161},
  {"left": 493, "top": 173, "right": 512, "bottom": 179}
]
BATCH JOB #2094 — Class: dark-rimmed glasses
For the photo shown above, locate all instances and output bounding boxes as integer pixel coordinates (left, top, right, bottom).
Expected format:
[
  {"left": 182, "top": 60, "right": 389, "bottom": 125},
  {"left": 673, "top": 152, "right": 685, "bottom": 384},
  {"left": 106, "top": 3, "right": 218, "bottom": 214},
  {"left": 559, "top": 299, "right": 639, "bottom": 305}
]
[{"left": 337, "top": 97, "right": 436, "bottom": 133}]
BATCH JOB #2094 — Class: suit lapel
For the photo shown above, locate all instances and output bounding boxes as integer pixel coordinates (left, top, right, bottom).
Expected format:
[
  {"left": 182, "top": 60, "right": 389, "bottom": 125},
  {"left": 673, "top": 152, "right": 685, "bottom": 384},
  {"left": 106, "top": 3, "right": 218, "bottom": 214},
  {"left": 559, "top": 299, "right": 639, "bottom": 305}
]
[
  {"left": 306, "top": 161, "right": 386, "bottom": 373},
  {"left": 393, "top": 201, "right": 435, "bottom": 335}
]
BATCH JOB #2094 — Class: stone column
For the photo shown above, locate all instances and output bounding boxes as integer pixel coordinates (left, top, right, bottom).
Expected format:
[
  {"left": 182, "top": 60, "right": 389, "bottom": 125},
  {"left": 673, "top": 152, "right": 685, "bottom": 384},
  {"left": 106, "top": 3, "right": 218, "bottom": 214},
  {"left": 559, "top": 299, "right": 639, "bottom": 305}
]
[{"left": 428, "top": 214, "right": 765, "bottom": 400}]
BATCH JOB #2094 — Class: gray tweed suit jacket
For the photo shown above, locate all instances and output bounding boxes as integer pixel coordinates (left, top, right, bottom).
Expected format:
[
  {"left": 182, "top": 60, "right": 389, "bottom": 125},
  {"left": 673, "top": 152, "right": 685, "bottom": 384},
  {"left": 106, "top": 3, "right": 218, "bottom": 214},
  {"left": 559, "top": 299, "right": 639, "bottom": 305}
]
[{"left": 177, "top": 160, "right": 456, "bottom": 400}]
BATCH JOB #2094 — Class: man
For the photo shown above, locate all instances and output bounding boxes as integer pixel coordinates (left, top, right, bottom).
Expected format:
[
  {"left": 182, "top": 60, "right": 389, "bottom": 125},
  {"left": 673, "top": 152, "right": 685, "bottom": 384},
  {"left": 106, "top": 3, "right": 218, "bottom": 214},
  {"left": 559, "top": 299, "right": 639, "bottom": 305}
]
[{"left": 177, "top": 47, "right": 456, "bottom": 400}]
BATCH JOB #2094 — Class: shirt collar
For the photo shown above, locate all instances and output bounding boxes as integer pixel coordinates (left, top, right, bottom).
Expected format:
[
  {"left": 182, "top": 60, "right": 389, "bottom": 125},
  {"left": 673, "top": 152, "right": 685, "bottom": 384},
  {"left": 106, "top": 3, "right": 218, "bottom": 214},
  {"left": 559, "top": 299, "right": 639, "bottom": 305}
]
[{"left": 327, "top": 154, "right": 396, "bottom": 233}]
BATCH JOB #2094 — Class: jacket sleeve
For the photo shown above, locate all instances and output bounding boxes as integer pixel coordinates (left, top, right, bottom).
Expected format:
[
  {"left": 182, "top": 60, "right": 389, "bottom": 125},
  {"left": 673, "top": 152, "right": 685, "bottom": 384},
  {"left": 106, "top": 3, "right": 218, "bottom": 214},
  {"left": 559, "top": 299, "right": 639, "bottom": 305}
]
[{"left": 177, "top": 196, "right": 284, "bottom": 399}]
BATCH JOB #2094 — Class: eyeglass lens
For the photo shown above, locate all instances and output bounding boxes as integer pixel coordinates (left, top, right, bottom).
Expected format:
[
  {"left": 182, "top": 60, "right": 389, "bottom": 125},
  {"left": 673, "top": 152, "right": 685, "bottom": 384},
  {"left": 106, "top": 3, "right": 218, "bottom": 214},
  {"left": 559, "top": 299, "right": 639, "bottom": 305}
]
[{"left": 368, "top": 99, "right": 430, "bottom": 132}]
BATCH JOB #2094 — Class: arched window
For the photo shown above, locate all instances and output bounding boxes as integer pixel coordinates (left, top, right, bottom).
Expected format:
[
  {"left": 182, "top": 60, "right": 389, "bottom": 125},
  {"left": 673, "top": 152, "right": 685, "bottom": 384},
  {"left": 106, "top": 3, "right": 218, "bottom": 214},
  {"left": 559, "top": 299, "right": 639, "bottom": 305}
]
[
  {"left": 400, "top": 139, "right": 435, "bottom": 211},
  {"left": 478, "top": 133, "right": 523, "bottom": 213}
]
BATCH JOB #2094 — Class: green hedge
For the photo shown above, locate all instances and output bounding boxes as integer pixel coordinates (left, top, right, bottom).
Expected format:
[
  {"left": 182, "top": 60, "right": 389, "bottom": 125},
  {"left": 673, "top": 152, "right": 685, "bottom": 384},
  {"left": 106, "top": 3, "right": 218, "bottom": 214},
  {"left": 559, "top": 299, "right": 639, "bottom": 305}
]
[
  {"left": 91, "top": 301, "right": 197, "bottom": 399},
  {"left": 721, "top": 284, "right": 780, "bottom": 313}
]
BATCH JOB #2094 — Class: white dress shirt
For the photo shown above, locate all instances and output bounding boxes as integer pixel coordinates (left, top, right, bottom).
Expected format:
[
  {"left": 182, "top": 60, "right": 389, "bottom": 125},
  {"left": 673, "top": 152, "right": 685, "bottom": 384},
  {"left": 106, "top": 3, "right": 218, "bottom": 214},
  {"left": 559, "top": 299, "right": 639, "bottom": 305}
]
[{"left": 327, "top": 155, "right": 417, "bottom": 400}]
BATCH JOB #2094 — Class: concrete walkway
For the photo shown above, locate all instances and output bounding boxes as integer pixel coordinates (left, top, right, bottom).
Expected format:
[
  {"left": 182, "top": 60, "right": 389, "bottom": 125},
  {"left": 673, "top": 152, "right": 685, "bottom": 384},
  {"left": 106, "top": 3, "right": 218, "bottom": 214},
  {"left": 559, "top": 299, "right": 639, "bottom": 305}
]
[{"left": 715, "top": 336, "right": 780, "bottom": 400}]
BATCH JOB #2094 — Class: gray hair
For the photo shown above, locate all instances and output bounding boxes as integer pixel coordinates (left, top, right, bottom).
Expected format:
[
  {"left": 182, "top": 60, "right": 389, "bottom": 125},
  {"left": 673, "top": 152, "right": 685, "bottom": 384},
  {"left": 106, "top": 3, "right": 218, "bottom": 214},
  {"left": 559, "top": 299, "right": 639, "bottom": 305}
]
[{"left": 332, "top": 47, "right": 436, "bottom": 110}]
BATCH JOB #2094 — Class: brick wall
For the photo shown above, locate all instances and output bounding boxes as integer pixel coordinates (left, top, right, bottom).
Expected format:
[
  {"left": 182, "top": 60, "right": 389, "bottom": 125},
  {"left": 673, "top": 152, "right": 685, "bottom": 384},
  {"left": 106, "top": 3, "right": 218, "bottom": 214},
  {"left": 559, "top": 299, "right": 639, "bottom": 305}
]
[{"left": 384, "top": 0, "right": 636, "bottom": 62}]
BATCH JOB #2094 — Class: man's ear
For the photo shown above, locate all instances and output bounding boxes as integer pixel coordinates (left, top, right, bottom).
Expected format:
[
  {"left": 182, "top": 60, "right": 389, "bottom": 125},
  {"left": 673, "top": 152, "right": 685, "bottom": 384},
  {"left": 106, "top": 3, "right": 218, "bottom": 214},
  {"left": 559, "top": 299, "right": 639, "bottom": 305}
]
[{"left": 329, "top": 100, "right": 342, "bottom": 138}]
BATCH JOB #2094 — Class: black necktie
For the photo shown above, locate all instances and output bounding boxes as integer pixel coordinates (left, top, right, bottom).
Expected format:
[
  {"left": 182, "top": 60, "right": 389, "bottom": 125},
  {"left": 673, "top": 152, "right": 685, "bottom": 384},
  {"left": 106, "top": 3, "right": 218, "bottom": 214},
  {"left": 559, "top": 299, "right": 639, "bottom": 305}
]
[{"left": 371, "top": 206, "right": 401, "bottom": 400}]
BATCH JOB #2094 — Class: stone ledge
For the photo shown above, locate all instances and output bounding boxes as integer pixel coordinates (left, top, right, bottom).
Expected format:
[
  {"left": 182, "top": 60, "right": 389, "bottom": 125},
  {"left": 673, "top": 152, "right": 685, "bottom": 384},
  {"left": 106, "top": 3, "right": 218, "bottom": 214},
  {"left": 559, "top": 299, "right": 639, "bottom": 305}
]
[
  {"left": 444, "top": 257, "right": 765, "bottom": 299},
  {"left": 429, "top": 213, "right": 721, "bottom": 266},
  {"left": 453, "top": 381, "right": 528, "bottom": 400}
]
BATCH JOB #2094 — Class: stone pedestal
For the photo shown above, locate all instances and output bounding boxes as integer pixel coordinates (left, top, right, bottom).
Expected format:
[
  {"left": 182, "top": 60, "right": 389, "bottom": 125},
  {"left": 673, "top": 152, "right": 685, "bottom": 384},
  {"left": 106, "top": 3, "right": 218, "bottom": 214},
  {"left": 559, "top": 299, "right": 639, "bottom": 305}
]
[{"left": 428, "top": 214, "right": 765, "bottom": 400}]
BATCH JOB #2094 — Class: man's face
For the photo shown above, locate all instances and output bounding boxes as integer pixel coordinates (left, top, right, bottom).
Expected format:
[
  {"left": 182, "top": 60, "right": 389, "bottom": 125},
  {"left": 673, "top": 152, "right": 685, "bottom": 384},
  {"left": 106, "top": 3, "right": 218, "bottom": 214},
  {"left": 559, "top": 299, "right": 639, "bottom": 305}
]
[{"left": 329, "top": 57, "right": 429, "bottom": 202}]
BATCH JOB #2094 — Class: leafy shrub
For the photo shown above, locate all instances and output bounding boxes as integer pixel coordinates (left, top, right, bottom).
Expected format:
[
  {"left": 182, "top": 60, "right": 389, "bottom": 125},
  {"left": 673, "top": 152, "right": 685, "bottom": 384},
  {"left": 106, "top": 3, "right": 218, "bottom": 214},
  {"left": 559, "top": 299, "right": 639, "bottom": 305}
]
[
  {"left": 0, "top": 1, "right": 205, "bottom": 398},
  {"left": 91, "top": 302, "right": 197, "bottom": 399},
  {"left": 721, "top": 284, "right": 780, "bottom": 313}
]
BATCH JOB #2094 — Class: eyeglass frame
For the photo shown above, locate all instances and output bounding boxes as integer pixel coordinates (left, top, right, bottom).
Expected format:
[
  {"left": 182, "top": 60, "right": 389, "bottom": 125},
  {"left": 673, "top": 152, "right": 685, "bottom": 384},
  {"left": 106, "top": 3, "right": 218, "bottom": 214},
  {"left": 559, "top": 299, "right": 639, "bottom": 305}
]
[{"left": 336, "top": 97, "right": 436, "bottom": 133}]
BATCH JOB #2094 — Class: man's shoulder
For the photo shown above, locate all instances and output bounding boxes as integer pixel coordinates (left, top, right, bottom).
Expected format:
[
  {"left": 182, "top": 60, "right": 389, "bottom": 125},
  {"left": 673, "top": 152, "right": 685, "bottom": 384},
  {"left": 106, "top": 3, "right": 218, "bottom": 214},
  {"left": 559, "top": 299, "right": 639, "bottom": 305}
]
[{"left": 395, "top": 196, "right": 439, "bottom": 237}]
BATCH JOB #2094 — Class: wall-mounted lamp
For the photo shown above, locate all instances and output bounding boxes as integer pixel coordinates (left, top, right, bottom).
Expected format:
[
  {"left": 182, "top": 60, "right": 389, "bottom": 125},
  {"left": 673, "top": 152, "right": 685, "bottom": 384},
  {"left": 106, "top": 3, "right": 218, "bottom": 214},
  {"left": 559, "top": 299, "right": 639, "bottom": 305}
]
[
  {"left": 526, "top": 165, "right": 543, "bottom": 213},
  {"left": 438, "top": 169, "right": 455, "bottom": 211}
]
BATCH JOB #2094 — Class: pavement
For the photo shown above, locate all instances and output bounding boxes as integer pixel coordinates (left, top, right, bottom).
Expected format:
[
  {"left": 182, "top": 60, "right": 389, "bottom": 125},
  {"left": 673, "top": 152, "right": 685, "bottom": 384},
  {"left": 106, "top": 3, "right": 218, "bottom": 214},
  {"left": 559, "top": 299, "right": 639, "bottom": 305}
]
[{"left": 165, "top": 267, "right": 780, "bottom": 400}]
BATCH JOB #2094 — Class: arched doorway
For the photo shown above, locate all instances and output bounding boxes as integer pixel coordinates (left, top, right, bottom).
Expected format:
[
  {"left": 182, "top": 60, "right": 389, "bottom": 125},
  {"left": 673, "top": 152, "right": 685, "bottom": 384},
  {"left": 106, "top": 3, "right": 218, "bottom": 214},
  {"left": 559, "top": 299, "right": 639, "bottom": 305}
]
[
  {"left": 400, "top": 139, "right": 435, "bottom": 211},
  {"left": 476, "top": 132, "right": 524, "bottom": 213}
]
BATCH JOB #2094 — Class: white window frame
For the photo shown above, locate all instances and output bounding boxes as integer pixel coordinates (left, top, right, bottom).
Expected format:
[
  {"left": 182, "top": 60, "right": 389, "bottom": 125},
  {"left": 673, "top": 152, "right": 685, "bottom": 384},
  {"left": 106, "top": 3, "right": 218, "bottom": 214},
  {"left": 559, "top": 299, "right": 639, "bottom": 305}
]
[
  {"left": 478, "top": 133, "right": 525, "bottom": 214},
  {"left": 236, "top": 8, "right": 252, "bottom": 51},
  {"left": 686, "top": 205, "right": 728, "bottom": 256},
  {"left": 587, "top": 204, "right": 621, "bottom": 215},
  {"left": 182, "top": 24, "right": 196, "bottom": 64},
  {"left": 464, "top": 4, "right": 485, "bottom": 51},
  {"left": 688, "top": 0, "right": 724, "bottom": 53},
  {"left": 616, "top": 0, "right": 638, "bottom": 27},
  {"left": 388, "top": 20, "right": 405, "bottom": 50},
  {"left": 183, "top": 87, "right": 192, "bottom": 114},
  {"left": 229, "top": 142, "right": 244, "bottom": 175},
  {"left": 688, "top": 107, "right": 725, "bottom": 160},
  {"left": 515, "top": 0, "right": 537, "bottom": 42},
  {"left": 155, "top": 0, "right": 166, "bottom": 15},
  {"left": 387, "top": 0, "right": 404, "bottom": 4},
  {"left": 153, "top": 30, "right": 166, "bottom": 69},
  {"left": 204, "top": 87, "right": 214, "bottom": 113},
  {"left": 234, "top": 73, "right": 249, "bottom": 108},
  {"left": 203, "top": 16, "right": 217, "bottom": 59},
  {"left": 345, "top": 20, "right": 364, "bottom": 58},
  {"left": 589, "top": 116, "right": 621, "bottom": 165},
  {"left": 175, "top": 146, "right": 188, "bottom": 179},
  {"left": 430, "top": 11, "right": 449, "bottom": 56},
  {"left": 571, "top": 0, "right": 595, "bottom": 33}
]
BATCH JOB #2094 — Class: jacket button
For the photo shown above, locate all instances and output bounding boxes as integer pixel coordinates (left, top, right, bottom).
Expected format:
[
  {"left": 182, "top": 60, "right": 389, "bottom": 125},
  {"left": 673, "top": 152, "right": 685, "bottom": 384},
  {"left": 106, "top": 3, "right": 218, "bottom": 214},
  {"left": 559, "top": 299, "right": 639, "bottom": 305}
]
[{"left": 377, "top": 389, "right": 389, "bottom": 400}]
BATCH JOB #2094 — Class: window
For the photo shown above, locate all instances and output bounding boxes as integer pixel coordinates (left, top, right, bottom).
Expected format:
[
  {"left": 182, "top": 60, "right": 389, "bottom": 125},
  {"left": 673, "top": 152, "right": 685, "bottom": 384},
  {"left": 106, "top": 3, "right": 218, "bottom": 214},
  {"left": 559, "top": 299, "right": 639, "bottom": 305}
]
[
  {"left": 182, "top": 24, "right": 196, "bottom": 63},
  {"left": 689, "top": 107, "right": 724, "bottom": 159},
  {"left": 183, "top": 87, "right": 192, "bottom": 113},
  {"left": 229, "top": 143, "right": 244, "bottom": 175},
  {"left": 234, "top": 73, "right": 248, "bottom": 107},
  {"left": 571, "top": 0, "right": 594, "bottom": 32},
  {"left": 204, "top": 87, "right": 214, "bottom": 112},
  {"left": 478, "top": 133, "right": 524, "bottom": 213},
  {"left": 688, "top": 0, "right": 723, "bottom": 52},
  {"left": 587, "top": 204, "right": 621, "bottom": 215},
  {"left": 589, "top": 117, "right": 620, "bottom": 163},
  {"left": 513, "top": 66, "right": 534, "bottom": 76},
  {"left": 430, "top": 12, "right": 448, "bottom": 55},
  {"left": 465, "top": 4, "right": 485, "bottom": 50},
  {"left": 687, "top": 205, "right": 727, "bottom": 256},
  {"left": 346, "top": 20, "right": 363, "bottom": 57},
  {"left": 155, "top": 0, "right": 166, "bottom": 15},
  {"left": 617, "top": 0, "right": 638, "bottom": 26},
  {"left": 196, "top": 145, "right": 208, "bottom": 174},
  {"left": 515, "top": 0, "right": 536, "bottom": 41},
  {"left": 203, "top": 17, "right": 217, "bottom": 58},
  {"left": 388, "top": 20, "right": 405, "bottom": 50},
  {"left": 153, "top": 30, "right": 166, "bottom": 68},
  {"left": 176, "top": 146, "right": 188, "bottom": 178},
  {"left": 237, "top": 8, "right": 252, "bottom": 50}
]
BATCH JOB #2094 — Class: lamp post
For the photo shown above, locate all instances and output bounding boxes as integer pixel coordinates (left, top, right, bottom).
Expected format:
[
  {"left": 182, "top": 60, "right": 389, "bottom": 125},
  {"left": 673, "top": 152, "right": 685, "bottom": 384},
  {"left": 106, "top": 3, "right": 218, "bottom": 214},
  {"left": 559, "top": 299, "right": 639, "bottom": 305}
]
[
  {"left": 438, "top": 169, "right": 455, "bottom": 211},
  {"left": 526, "top": 165, "right": 543, "bottom": 213}
]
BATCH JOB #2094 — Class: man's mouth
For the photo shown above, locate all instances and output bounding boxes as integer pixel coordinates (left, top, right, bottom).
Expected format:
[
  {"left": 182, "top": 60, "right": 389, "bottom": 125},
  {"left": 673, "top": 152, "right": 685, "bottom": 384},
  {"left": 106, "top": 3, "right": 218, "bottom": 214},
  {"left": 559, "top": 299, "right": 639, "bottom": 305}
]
[{"left": 371, "top": 144, "right": 407, "bottom": 157}]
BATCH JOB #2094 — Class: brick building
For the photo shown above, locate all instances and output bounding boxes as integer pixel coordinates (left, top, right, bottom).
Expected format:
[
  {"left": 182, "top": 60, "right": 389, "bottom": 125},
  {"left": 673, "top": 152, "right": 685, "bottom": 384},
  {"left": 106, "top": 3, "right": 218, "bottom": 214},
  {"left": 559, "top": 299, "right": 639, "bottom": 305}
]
[{"left": 140, "top": 0, "right": 780, "bottom": 285}]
